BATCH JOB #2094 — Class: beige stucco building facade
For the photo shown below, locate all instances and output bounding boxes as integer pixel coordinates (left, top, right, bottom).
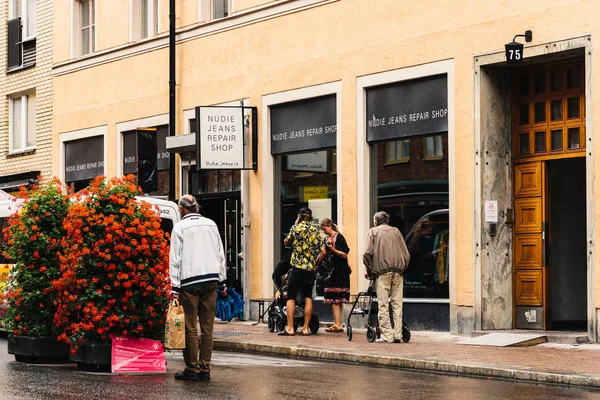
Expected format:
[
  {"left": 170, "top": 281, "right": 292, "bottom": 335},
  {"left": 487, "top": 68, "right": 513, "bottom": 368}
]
[
  {"left": 0, "top": 0, "right": 53, "bottom": 191},
  {"left": 52, "top": 0, "right": 600, "bottom": 340}
]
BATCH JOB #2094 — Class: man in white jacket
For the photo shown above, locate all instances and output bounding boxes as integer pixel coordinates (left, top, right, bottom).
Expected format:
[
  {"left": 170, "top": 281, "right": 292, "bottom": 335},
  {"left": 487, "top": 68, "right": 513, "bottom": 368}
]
[{"left": 170, "top": 194, "right": 226, "bottom": 381}]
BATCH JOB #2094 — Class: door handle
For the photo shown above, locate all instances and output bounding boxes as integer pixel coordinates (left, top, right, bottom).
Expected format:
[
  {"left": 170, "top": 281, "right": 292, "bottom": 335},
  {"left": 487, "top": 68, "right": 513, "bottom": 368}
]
[{"left": 542, "top": 221, "right": 547, "bottom": 267}]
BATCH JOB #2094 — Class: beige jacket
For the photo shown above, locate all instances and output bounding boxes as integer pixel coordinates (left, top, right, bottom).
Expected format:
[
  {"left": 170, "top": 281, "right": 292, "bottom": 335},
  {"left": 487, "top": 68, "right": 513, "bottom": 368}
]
[{"left": 362, "top": 223, "right": 410, "bottom": 277}]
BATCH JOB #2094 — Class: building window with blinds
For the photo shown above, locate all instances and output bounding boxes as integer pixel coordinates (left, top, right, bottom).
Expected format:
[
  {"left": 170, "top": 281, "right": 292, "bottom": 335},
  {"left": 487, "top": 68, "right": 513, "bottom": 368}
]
[
  {"left": 132, "top": 0, "right": 158, "bottom": 41},
  {"left": 8, "top": 92, "right": 36, "bottom": 153},
  {"left": 7, "top": 0, "right": 36, "bottom": 70},
  {"left": 198, "top": 0, "right": 231, "bottom": 23},
  {"left": 73, "top": 0, "right": 95, "bottom": 57}
]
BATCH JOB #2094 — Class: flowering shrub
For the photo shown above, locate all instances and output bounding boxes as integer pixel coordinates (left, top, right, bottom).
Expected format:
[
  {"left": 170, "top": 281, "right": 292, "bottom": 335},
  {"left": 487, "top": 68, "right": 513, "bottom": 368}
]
[
  {"left": 2, "top": 179, "right": 70, "bottom": 337},
  {"left": 53, "top": 176, "right": 170, "bottom": 352}
]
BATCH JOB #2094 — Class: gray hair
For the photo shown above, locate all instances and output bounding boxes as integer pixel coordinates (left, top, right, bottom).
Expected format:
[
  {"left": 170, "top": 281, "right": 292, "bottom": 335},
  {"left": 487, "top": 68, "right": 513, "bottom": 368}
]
[
  {"left": 178, "top": 194, "right": 199, "bottom": 213},
  {"left": 373, "top": 211, "right": 390, "bottom": 226}
]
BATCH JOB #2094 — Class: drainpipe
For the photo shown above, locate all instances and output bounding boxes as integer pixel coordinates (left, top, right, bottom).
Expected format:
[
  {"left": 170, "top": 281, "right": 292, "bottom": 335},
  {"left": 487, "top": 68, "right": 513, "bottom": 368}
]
[{"left": 168, "top": 0, "right": 176, "bottom": 200}]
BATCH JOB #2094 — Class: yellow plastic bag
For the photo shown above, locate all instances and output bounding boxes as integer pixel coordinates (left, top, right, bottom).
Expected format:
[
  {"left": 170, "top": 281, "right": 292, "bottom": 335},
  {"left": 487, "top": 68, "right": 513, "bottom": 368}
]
[{"left": 164, "top": 299, "right": 185, "bottom": 349}]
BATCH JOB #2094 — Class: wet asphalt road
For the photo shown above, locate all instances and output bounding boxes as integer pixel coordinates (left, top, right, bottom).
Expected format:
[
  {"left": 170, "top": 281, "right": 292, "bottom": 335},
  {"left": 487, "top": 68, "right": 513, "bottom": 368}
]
[{"left": 1, "top": 339, "right": 599, "bottom": 400}]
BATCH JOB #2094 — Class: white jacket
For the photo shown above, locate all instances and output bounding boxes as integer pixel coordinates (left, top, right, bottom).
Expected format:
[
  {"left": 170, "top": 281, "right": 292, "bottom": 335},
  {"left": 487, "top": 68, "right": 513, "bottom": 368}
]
[{"left": 169, "top": 213, "right": 226, "bottom": 293}]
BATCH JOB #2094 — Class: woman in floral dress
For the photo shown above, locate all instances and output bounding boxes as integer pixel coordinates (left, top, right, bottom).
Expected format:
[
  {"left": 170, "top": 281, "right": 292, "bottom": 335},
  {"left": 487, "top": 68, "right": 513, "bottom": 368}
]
[{"left": 317, "top": 218, "right": 351, "bottom": 332}]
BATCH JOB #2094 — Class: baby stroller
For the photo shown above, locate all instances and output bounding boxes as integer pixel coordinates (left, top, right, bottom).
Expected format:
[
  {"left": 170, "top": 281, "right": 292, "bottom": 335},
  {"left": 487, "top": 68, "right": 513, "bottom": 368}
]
[
  {"left": 346, "top": 278, "right": 410, "bottom": 343},
  {"left": 267, "top": 259, "right": 320, "bottom": 334}
]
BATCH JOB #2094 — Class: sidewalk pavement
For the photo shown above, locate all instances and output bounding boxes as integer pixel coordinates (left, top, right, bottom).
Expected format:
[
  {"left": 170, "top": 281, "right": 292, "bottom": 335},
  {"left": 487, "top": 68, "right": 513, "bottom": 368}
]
[{"left": 213, "top": 321, "right": 600, "bottom": 389}]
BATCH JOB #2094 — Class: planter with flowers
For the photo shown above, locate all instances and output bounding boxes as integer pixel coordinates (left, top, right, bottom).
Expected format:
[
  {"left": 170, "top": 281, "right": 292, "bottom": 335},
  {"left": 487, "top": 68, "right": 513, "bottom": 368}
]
[
  {"left": 53, "top": 176, "right": 171, "bottom": 372},
  {"left": 2, "top": 179, "right": 71, "bottom": 363}
]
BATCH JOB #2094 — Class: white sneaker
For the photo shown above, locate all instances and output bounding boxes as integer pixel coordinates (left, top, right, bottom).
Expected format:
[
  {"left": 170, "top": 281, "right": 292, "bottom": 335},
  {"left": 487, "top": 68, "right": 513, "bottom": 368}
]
[{"left": 375, "top": 338, "right": 391, "bottom": 343}]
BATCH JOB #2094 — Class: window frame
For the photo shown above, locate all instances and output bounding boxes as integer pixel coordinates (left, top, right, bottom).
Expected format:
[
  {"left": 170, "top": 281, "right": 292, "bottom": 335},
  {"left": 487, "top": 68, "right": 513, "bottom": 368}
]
[
  {"left": 384, "top": 139, "right": 411, "bottom": 165},
  {"left": 131, "top": 0, "right": 159, "bottom": 41},
  {"left": 198, "top": 0, "right": 232, "bottom": 23},
  {"left": 72, "top": 0, "right": 96, "bottom": 57},
  {"left": 8, "top": 92, "right": 36, "bottom": 154},
  {"left": 422, "top": 134, "right": 444, "bottom": 160},
  {"left": 9, "top": 0, "right": 35, "bottom": 40}
]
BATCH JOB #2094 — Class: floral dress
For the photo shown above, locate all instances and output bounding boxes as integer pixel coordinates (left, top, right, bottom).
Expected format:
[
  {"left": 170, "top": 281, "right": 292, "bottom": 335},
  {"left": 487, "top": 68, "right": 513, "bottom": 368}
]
[{"left": 323, "top": 233, "right": 350, "bottom": 304}]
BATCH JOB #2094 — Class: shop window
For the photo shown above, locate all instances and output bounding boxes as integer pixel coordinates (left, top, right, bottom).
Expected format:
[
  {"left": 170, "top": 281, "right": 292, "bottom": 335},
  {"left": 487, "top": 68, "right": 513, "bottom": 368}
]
[
  {"left": 132, "top": 0, "right": 158, "bottom": 41},
  {"left": 189, "top": 169, "right": 240, "bottom": 194},
  {"left": 198, "top": 0, "right": 231, "bottom": 23},
  {"left": 331, "top": 151, "right": 337, "bottom": 174},
  {"left": 9, "top": 92, "right": 36, "bottom": 153},
  {"left": 277, "top": 148, "right": 337, "bottom": 297},
  {"left": 385, "top": 140, "right": 410, "bottom": 164},
  {"left": 373, "top": 133, "right": 449, "bottom": 299},
  {"left": 64, "top": 135, "right": 104, "bottom": 192},
  {"left": 422, "top": 135, "right": 443, "bottom": 160},
  {"left": 73, "top": 0, "right": 95, "bottom": 56}
]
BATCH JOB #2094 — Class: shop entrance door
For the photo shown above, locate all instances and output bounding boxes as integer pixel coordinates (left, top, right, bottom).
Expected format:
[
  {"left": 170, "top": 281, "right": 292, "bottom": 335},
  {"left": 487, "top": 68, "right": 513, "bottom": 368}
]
[
  {"left": 512, "top": 61, "right": 586, "bottom": 330},
  {"left": 197, "top": 193, "right": 242, "bottom": 294}
]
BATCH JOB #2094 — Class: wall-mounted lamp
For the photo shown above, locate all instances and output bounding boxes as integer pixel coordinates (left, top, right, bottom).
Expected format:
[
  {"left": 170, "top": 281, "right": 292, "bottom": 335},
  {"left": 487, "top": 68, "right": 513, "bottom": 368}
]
[{"left": 505, "top": 30, "right": 533, "bottom": 65}]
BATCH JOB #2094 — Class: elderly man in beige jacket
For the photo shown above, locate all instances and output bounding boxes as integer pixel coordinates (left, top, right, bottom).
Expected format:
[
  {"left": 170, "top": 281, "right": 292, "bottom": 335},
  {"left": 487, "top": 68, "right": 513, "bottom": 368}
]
[{"left": 362, "top": 211, "right": 410, "bottom": 343}]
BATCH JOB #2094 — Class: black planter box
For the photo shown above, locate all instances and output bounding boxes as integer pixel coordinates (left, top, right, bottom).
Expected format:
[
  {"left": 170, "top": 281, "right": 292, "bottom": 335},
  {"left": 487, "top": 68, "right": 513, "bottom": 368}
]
[
  {"left": 8, "top": 335, "right": 70, "bottom": 363},
  {"left": 70, "top": 343, "right": 112, "bottom": 372}
]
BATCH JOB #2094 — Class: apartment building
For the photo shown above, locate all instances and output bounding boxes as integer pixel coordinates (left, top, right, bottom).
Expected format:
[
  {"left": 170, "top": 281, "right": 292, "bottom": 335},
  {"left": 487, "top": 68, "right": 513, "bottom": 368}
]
[
  {"left": 0, "top": 0, "right": 53, "bottom": 192},
  {"left": 52, "top": 0, "right": 600, "bottom": 341}
]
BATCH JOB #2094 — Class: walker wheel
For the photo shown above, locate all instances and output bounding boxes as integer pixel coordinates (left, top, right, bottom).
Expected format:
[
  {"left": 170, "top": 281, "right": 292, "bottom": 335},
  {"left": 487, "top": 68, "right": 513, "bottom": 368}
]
[
  {"left": 366, "top": 326, "right": 377, "bottom": 343},
  {"left": 346, "top": 325, "right": 353, "bottom": 341}
]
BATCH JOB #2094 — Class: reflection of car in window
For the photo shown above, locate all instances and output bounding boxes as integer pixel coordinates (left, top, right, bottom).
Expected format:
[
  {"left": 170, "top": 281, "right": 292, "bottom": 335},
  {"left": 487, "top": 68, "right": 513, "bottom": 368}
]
[{"left": 404, "top": 209, "right": 449, "bottom": 298}]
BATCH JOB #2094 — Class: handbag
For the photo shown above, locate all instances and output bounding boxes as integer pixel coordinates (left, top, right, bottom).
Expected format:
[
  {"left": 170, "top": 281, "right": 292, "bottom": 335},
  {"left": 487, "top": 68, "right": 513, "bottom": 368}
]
[{"left": 317, "top": 254, "right": 335, "bottom": 286}]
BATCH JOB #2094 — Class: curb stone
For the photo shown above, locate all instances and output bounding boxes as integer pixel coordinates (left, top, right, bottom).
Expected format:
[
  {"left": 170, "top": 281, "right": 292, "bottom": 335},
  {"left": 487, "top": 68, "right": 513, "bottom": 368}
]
[{"left": 214, "top": 339, "right": 600, "bottom": 389}]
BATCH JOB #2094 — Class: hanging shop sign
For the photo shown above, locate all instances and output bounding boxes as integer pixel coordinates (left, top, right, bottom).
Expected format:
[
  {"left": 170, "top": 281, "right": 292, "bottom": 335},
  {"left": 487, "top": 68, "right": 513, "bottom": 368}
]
[
  {"left": 156, "top": 125, "right": 170, "bottom": 171},
  {"left": 286, "top": 151, "right": 328, "bottom": 172},
  {"left": 122, "top": 129, "right": 160, "bottom": 193},
  {"left": 64, "top": 136, "right": 104, "bottom": 182},
  {"left": 366, "top": 74, "right": 448, "bottom": 143},
  {"left": 123, "top": 126, "right": 170, "bottom": 175},
  {"left": 270, "top": 95, "right": 336, "bottom": 155},
  {"left": 195, "top": 106, "right": 258, "bottom": 170}
]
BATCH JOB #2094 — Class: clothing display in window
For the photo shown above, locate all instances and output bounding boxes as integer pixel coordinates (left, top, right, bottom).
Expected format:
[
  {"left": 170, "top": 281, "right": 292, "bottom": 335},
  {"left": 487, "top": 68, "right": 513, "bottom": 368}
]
[{"left": 433, "top": 230, "right": 449, "bottom": 284}]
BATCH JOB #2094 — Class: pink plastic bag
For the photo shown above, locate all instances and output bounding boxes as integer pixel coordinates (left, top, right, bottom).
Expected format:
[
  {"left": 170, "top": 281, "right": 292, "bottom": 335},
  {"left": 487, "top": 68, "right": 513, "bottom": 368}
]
[{"left": 111, "top": 336, "right": 166, "bottom": 373}]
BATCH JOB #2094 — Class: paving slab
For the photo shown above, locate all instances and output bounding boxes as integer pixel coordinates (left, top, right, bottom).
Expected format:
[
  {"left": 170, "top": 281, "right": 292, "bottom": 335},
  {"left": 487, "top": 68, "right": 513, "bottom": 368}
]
[{"left": 212, "top": 320, "right": 600, "bottom": 388}]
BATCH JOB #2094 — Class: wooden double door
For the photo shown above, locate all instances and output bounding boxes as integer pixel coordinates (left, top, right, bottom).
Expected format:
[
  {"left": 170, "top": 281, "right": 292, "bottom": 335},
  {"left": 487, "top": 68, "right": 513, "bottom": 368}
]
[
  {"left": 512, "top": 61, "right": 586, "bottom": 330},
  {"left": 513, "top": 161, "right": 547, "bottom": 329}
]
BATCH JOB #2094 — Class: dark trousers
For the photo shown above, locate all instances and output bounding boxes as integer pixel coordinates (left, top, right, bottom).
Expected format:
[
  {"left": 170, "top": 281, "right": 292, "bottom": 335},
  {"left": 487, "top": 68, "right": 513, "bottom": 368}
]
[{"left": 179, "top": 281, "right": 218, "bottom": 372}]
